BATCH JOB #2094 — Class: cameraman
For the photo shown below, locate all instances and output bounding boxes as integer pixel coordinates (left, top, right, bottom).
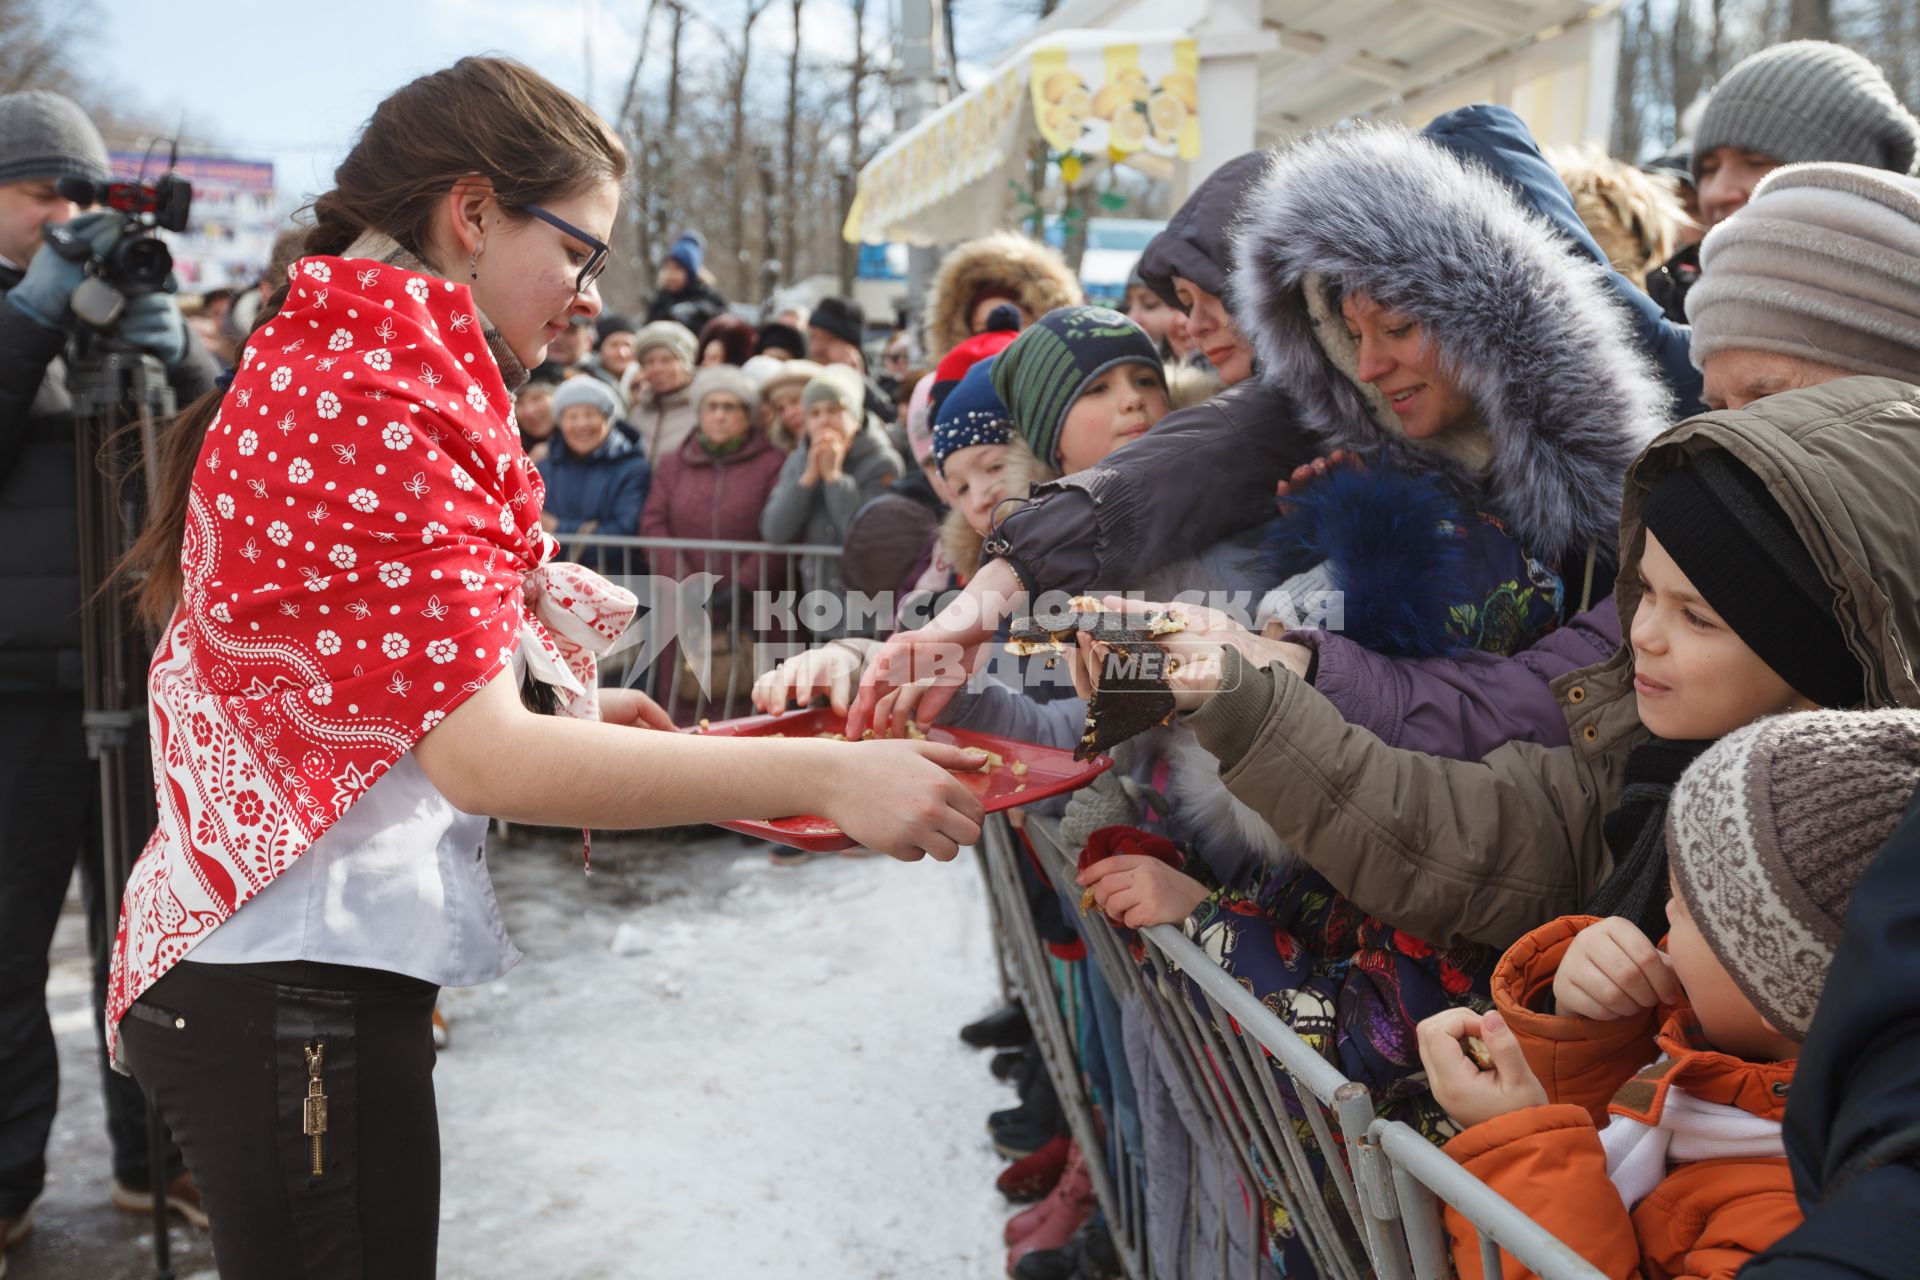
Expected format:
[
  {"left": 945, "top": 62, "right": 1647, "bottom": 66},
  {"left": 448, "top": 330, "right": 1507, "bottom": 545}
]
[{"left": 0, "top": 89, "right": 215, "bottom": 1255}]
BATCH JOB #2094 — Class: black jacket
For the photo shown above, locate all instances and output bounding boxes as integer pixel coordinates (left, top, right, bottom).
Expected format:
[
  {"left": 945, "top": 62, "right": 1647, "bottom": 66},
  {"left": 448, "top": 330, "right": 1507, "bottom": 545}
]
[
  {"left": 1742, "top": 781, "right": 1920, "bottom": 1279},
  {"left": 0, "top": 262, "right": 218, "bottom": 691},
  {"left": 644, "top": 281, "right": 728, "bottom": 335}
]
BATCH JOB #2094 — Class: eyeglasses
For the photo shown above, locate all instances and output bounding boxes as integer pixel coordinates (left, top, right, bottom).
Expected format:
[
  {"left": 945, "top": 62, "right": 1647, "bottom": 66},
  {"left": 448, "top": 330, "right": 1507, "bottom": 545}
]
[{"left": 522, "top": 203, "right": 610, "bottom": 296}]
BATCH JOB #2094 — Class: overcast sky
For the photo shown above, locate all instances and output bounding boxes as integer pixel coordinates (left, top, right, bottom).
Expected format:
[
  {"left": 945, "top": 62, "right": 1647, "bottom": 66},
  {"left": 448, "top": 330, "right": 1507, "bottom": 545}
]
[{"left": 92, "top": 0, "right": 1027, "bottom": 209}]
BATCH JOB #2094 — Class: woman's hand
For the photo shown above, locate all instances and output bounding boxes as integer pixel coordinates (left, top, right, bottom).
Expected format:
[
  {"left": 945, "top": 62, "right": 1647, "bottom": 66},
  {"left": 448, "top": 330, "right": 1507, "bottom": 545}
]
[
  {"left": 1274, "top": 449, "right": 1364, "bottom": 503},
  {"left": 822, "top": 740, "right": 989, "bottom": 861},
  {"left": 751, "top": 641, "right": 875, "bottom": 716},
  {"left": 810, "top": 432, "right": 848, "bottom": 484},
  {"left": 1552, "top": 916, "right": 1681, "bottom": 1020},
  {"left": 1077, "top": 855, "right": 1211, "bottom": 928},
  {"left": 846, "top": 559, "right": 1023, "bottom": 739},
  {"left": 598, "top": 687, "right": 677, "bottom": 731},
  {"left": 1417, "top": 1008, "right": 1549, "bottom": 1130}
]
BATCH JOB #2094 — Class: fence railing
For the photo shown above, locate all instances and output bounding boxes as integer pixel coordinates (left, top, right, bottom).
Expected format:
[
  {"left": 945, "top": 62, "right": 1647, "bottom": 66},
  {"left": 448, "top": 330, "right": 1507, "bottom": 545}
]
[
  {"left": 550, "top": 533, "right": 856, "bottom": 723},
  {"left": 986, "top": 812, "right": 1606, "bottom": 1280},
  {"left": 532, "top": 553, "right": 1604, "bottom": 1277}
]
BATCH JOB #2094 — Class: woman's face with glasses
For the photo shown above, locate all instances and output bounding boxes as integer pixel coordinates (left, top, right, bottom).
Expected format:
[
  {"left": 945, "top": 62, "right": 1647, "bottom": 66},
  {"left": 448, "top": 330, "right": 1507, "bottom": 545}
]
[{"left": 463, "top": 179, "right": 618, "bottom": 370}]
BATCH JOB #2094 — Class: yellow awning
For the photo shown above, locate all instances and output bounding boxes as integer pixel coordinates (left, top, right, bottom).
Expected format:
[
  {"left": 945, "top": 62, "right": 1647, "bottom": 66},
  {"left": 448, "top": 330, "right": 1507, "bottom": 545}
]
[{"left": 844, "top": 29, "right": 1199, "bottom": 246}]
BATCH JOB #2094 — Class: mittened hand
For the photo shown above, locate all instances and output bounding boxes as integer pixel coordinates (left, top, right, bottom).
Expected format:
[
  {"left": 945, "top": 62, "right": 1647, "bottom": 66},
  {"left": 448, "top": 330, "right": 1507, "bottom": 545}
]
[
  {"left": 114, "top": 290, "right": 189, "bottom": 367},
  {"left": 1417, "top": 1008, "right": 1549, "bottom": 1130},
  {"left": 1553, "top": 915, "right": 1681, "bottom": 1020},
  {"left": 6, "top": 211, "right": 125, "bottom": 330}
]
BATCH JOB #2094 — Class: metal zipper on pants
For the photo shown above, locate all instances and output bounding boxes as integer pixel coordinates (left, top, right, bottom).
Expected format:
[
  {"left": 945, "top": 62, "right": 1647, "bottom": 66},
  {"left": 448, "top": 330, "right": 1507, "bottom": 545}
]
[{"left": 303, "top": 1038, "right": 329, "bottom": 1176}]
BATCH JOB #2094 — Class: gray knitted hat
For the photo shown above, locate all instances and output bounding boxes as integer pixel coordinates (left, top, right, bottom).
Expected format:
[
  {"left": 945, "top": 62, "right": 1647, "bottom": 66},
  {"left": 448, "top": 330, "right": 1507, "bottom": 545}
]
[
  {"left": 1687, "top": 163, "right": 1920, "bottom": 382},
  {"left": 1667, "top": 709, "right": 1920, "bottom": 1041},
  {"left": 633, "top": 320, "right": 698, "bottom": 370},
  {"left": 550, "top": 375, "right": 619, "bottom": 422},
  {"left": 1694, "top": 42, "right": 1920, "bottom": 179},
  {"left": 0, "top": 90, "right": 109, "bottom": 187},
  {"left": 690, "top": 364, "right": 760, "bottom": 416}
]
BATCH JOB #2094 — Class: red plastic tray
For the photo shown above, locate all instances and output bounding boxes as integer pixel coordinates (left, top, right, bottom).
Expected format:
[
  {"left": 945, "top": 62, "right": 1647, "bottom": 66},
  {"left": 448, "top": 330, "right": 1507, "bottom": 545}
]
[{"left": 686, "top": 706, "right": 1113, "bottom": 852}]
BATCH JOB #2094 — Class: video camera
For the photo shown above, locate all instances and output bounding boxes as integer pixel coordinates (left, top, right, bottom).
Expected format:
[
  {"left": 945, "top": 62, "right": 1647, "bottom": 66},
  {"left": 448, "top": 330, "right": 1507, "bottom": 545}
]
[{"left": 44, "top": 156, "right": 192, "bottom": 331}]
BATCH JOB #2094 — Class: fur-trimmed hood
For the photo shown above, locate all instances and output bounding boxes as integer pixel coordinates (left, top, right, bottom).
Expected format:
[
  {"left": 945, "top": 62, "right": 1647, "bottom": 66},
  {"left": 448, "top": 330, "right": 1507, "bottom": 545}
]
[
  {"left": 923, "top": 232, "right": 1084, "bottom": 363},
  {"left": 1232, "top": 124, "right": 1672, "bottom": 564}
]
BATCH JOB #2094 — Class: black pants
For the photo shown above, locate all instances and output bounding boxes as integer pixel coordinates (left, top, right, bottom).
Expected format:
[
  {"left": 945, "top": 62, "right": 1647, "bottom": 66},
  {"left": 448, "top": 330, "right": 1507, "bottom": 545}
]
[
  {"left": 123, "top": 959, "right": 442, "bottom": 1279},
  {"left": 0, "top": 691, "right": 180, "bottom": 1216}
]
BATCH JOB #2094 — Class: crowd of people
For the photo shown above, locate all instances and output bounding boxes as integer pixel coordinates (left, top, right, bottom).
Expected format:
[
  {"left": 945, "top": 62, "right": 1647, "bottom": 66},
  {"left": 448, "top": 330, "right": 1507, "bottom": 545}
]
[
  {"left": 743, "top": 37, "right": 1920, "bottom": 1280},
  {"left": 2, "top": 31, "right": 1919, "bottom": 1280}
]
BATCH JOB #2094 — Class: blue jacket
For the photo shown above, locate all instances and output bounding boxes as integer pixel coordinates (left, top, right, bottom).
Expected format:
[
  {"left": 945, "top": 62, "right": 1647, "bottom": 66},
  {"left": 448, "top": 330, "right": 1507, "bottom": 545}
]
[
  {"left": 538, "top": 427, "right": 650, "bottom": 567},
  {"left": 1742, "top": 781, "right": 1920, "bottom": 1279},
  {"left": 1422, "top": 104, "right": 1704, "bottom": 416}
]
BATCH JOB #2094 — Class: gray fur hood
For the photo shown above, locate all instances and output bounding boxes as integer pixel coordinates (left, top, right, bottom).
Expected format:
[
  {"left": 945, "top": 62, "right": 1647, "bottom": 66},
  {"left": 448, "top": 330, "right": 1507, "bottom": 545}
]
[{"left": 1231, "top": 124, "right": 1671, "bottom": 562}]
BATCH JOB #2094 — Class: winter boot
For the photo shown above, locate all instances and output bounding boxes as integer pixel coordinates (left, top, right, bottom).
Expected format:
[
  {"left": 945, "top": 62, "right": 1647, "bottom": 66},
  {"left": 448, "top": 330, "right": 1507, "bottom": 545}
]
[
  {"left": 1005, "top": 1142, "right": 1095, "bottom": 1270},
  {"left": 110, "top": 1171, "right": 210, "bottom": 1229},
  {"left": 960, "top": 1001, "right": 1030, "bottom": 1049},
  {"left": 0, "top": 1207, "right": 32, "bottom": 1280},
  {"left": 996, "top": 1132, "right": 1070, "bottom": 1202},
  {"left": 990, "top": 1047, "right": 1029, "bottom": 1082}
]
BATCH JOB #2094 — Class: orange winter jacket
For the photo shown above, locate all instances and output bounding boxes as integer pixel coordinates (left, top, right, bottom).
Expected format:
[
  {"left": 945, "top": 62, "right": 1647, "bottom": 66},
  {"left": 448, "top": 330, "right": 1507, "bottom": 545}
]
[{"left": 1442, "top": 916, "right": 1802, "bottom": 1280}]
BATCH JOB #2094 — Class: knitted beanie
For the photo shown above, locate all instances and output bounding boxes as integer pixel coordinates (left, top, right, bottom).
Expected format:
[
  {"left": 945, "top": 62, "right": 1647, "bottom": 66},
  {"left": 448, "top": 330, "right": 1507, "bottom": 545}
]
[
  {"left": 633, "top": 320, "right": 697, "bottom": 370},
  {"left": 1687, "top": 162, "right": 1920, "bottom": 382},
  {"left": 809, "top": 296, "right": 865, "bottom": 349},
  {"left": 932, "top": 359, "right": 1015, "bottom": 474},
  {"left": 1641, "top": 450, "right": 1864, "bottom": 709},
  {"left": 690, "top": 364, "right": 759, "bottom": 417},
  {"left": 550, "top": 375, "right": 619, "bottom": 422},
  {"left": 0, "top": 89, "right": 109, "bottom": 187},
  {"left": 595, "top": 313, "right": 636, "bottom": 345},
  {"left": 1667, "top": 708, "right": 1920, "bottom": 1040},
  {"left": 757, "top": 358, "right": 823, "bottom": 403},
  {"left": 1694, "top": 42, "right": 1920, "bottom": 179},
  {"left": 801, "top": 364, "right": 865, "bottom": 414},
  {"left": 989, "top": 306, "right": 1163, "bottom": 468},
  {"left": 667, "top": 231, "right": 705, "bottom": 276},
  {"left": 756, "top": 321, "right": 807, "bottom": 358},
  {"left": 930, "top": 303, "right": 1022, "bottom": 417}
]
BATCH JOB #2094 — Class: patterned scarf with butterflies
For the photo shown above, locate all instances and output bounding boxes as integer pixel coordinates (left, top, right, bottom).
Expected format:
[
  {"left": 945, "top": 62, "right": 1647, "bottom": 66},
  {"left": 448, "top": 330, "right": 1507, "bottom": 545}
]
[{"left": 106, "top": 251, "right": 635, "bottom": 1051}]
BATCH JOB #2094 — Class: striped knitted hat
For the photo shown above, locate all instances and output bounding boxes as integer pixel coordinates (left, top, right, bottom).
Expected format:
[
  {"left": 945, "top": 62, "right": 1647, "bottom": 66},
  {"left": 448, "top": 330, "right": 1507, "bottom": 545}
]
[
  {"left": 1667, "top": 708, "right": 1920, "bottom": 1041},
  {"left": 990, "top": 306, "right": 1162, "bottom": 468}
]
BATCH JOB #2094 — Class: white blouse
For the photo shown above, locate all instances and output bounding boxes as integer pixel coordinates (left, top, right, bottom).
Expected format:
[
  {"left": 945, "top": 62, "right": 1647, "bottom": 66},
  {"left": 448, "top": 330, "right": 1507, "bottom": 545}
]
[{"left": 188, "top": 750, "right": 522, "bottom": 988}]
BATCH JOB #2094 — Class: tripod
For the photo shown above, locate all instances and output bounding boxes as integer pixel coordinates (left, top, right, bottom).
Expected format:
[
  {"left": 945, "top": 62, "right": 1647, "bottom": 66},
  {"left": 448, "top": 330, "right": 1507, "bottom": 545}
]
[{"left": 68, "top": 331, "right": 176, "bottom": 1280}]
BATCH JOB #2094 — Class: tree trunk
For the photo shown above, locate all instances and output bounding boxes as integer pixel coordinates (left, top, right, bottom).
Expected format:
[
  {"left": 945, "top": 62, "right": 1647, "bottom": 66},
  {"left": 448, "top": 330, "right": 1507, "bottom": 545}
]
[
  {"left": 727, "top": 5, "right": 769, "bottom": 302},
  {"left": 782, "top": 0, "right": 804, "bottom": 290},
  {"left": 1787, "top": 0, "right": 1834, "bottom": 41},
  {"left": 839, "top": 0, "right": 869, "bottom": 298},
  {"left": 656, "top": 2, "right": 686, "bottom": 257}
]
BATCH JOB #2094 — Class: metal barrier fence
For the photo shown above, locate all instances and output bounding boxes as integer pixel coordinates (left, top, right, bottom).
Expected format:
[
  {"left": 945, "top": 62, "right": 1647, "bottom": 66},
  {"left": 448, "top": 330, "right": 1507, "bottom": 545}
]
[
  {"left": 530, "top": 539, "right": 1601, "bottom": 1277},
  {"left": 984, "top": 812, "right": 1606, "bottom": 1280},
  {"left": 551, "top": 532, "right": 855, "bottom": 723}
]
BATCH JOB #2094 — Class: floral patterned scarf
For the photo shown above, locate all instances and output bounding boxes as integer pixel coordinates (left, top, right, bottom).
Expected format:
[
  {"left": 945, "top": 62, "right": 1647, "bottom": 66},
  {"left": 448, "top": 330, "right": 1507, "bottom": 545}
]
[{"left": 107, "top": 248, "right": 635, "bottom": 1052}]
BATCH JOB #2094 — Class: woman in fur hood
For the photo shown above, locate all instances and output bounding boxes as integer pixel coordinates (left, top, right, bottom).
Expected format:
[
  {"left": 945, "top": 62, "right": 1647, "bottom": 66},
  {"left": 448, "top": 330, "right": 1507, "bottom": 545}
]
[
  {"left": 921, "top": 231, "right": 1084, "bottom": 363},
  {"left": 1235, "top": 122, "right": 1671, "bottom": 658}
]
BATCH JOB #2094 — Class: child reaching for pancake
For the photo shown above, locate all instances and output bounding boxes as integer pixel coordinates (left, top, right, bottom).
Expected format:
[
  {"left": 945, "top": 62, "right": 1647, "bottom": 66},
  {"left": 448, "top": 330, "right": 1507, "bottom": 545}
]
[{"left": 1416, "top": 709, "right": 1920, "bottom": 1280}]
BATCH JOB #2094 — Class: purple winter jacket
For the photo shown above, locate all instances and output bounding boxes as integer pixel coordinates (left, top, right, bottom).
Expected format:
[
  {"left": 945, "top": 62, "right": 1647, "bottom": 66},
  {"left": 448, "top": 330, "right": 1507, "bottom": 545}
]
[
  {"left": 1289, "top": 593, "right": 1621, "bottom": 760},
  {"left": 640, "top": 428, "right": 788, "bottom": 598}
]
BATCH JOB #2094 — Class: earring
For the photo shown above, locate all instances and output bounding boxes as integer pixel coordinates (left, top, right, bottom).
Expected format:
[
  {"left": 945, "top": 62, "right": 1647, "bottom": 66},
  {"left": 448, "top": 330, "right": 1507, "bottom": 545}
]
[{"left": 468, "top": 248, "right": 479, "bottom": 280}]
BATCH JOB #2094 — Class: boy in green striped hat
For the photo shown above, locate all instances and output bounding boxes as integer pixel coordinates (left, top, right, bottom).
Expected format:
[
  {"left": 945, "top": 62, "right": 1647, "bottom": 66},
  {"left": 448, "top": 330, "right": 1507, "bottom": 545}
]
[{"left": 990, "top": 305, "right": 1169, "bottom": 474}]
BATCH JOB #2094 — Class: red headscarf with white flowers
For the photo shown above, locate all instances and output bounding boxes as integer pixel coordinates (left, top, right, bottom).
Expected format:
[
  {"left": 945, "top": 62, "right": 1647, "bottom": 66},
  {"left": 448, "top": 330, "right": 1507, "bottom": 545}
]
[{"left": 107, "top": 255, "right": 634, "bottom": 1050}]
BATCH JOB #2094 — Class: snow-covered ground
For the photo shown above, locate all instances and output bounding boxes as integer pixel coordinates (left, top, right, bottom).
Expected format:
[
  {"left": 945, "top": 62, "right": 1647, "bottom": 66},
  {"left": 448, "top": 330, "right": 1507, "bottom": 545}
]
[
  {"left": 434, "top": 832, "right": 1015, "bottom": 1278},
  {"left": 33, "top": 830, "right": 1018, "bottom": 1279}
]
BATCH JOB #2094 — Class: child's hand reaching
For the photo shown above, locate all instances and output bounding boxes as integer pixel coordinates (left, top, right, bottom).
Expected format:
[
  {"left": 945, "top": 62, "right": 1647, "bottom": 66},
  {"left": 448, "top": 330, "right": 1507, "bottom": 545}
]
[
  {"left": 1552, "top": 916, "right": 1681, "bottom": 1020},
  {"left": 1274, "top": 449, "right": 1364, "bottom": 504},
  {"left": 1076, "top": 855, "right": 1211, "bottom": 928},
  {"left": 750, "top": 641, "right": 875, "bottom": 716},
  {"left": 1417, "top": 1008, "right": 1549, "bottom": 1130}
]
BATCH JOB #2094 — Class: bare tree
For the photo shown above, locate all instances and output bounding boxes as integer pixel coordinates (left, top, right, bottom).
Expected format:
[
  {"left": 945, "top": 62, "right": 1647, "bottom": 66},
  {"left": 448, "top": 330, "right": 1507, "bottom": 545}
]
[
  {"left": 782, "top": 0, "right": 804, "bottom": 286},
  {"left": 841, "top": 0, "right": 872, "bottom": 295},
  {"left": 723, "top": 1, "right": 774, "bottom": 301}
]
